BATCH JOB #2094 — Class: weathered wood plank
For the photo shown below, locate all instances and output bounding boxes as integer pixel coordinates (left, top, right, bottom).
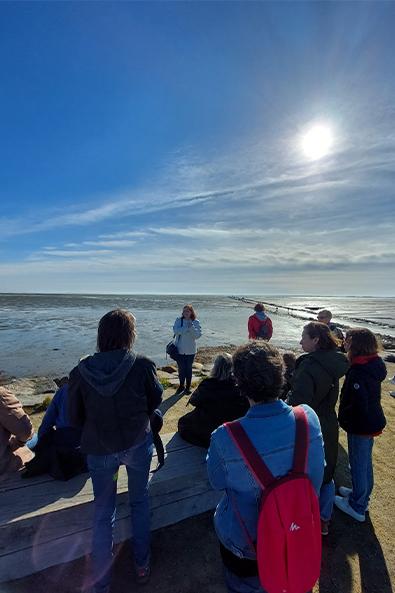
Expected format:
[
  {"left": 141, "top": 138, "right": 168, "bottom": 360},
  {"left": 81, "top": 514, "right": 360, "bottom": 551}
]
[{"left": 0, "top": 433, "right": 218, "bottom": 583}]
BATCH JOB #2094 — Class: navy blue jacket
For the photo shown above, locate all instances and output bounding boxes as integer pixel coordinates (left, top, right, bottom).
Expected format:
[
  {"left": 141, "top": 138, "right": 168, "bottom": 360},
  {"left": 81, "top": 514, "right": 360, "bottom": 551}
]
[{"left": 338, "top": 356, "right": 387, "bottom": 435}]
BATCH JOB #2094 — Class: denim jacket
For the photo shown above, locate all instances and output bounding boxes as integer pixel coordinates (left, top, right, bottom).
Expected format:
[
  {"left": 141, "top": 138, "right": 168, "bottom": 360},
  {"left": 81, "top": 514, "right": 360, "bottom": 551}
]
[{"left": 206, "top": 400, "right": 324, "bottom": 559}]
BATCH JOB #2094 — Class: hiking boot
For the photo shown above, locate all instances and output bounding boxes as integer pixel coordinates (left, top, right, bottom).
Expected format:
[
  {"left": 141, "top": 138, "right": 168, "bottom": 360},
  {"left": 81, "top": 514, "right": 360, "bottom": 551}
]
[
  {"left": 338, "top": 486, "right": 353, "bottom": 498},
  {"left": 321, "top": 519, "right": 330, "bottom": 536},
  {"left": 174, "top": 385, "right": 185, "bottom": 396},
  {"left": 334, "top": 496, "right": 365, "bottom": 522},
  {"left": 136, "top": 565, "right": 150, "bottom": 585}
]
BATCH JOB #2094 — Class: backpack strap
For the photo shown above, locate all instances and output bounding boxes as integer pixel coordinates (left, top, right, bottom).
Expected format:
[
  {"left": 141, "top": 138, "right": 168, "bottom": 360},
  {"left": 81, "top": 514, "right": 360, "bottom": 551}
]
[
  {"left": 225, "top": 421, "right": 274, "bottom": 489},
  {"left": 292, "top": 406, "right": 309, "bottom": 474}
]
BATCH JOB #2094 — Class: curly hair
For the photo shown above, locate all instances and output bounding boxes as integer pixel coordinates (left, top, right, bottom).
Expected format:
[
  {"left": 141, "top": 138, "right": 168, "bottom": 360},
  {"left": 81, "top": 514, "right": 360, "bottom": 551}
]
[
  {"left": 97, "top": 309, "right": 136, "bottom": 352},
  {"left": 232, "top": 341, "right": 284, "bottom": 403}
]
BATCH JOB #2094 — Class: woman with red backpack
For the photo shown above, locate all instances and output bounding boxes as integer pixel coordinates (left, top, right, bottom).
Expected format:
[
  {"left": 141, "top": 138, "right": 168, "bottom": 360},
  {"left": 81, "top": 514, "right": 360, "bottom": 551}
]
[{"left": 207, "top": 342, "right": 325, "bottom": 593}]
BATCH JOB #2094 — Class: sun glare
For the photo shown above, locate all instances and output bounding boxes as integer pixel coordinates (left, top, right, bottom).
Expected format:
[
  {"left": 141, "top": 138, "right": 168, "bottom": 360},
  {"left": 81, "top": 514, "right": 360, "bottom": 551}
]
[{"left": 301, "top": 124, "right": 333, "bottom": 160}]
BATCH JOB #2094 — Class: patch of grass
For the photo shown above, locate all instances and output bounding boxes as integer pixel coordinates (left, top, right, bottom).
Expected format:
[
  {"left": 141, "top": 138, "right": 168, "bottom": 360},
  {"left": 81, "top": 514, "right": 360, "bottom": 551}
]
[{"left": 160, "top": 378, "right": 172, "bottom": 390}]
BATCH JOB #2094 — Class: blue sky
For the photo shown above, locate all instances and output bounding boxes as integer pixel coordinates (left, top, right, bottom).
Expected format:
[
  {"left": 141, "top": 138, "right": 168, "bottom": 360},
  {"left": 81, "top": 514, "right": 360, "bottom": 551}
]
[{"left": 1, "top": 1, "right": 394, "bottom": 295}]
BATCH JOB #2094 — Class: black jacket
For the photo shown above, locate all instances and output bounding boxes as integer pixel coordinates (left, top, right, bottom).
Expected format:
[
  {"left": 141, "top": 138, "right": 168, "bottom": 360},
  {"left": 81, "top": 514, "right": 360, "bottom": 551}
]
[
  {"left": 68, "top": 349, "right": 163, "bottom": 455},
  {"left": 338, "top": 357, "right": 387, "bottom": 435},
  {"left": 178, "top": 377, "right": 249, "bottom": 448}
]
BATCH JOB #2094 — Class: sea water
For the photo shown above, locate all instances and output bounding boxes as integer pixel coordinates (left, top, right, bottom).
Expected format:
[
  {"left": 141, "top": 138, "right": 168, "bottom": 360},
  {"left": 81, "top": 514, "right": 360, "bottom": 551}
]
[{"left": 0, "top": 293, "right": 394, "bottom": 377}]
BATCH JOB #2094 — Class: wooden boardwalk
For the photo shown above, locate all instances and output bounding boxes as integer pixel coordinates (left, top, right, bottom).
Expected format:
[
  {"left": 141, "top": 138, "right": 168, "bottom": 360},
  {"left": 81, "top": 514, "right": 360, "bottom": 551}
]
[{"left": 0, "top": 433, "right": 219, "bottom": 583}]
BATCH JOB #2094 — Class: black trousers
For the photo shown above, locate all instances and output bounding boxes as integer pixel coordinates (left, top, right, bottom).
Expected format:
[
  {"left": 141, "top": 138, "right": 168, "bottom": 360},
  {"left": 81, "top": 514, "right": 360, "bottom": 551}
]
[{"left": 177, "top": 354, "right": 195, "bottom": 388}]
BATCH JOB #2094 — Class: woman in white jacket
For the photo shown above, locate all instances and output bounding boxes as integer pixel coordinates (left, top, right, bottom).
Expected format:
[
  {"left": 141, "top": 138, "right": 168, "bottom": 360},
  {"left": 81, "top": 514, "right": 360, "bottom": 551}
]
[{"left": 173, "top": 304, "right": 202, "bottom": 395}]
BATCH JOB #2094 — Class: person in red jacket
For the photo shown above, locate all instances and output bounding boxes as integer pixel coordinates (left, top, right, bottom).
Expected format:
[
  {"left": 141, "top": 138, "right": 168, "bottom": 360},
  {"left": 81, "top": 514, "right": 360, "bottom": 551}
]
[{"left": 248, "top": 303, "right": 273, "bottom": 341}]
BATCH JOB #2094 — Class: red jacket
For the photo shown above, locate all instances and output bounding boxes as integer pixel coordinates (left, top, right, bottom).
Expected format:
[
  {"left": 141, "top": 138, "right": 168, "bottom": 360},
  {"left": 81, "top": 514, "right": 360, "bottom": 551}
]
[{"left": 248, "top": 314, "right": 273, "bottom": 340}]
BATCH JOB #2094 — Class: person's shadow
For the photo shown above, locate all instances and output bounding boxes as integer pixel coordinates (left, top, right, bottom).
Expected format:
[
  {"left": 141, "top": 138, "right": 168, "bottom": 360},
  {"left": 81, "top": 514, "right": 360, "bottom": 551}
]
[
  {"left": 160, "top": 389, "right": 188, "bottom": 416},
  {"left": 318, "top": 444, "right": 392, "bottom": 593}
]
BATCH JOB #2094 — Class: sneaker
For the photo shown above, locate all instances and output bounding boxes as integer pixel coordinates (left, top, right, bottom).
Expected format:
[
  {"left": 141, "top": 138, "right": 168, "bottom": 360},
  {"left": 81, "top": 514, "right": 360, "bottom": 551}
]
[
  {"left": 321, "top": 519, "right": 330, "bottom": 536},
  {"left": 183, "top": 388, "right": 191, "bottom": 395},
  {"left": 174, "top": 385, "right": 185, "bottom": 396},
  {"left": 334, "top": 495, "right": 365, "bottom": 522},
  {"left": 136, "top": 565, "right": 151, "bottom": 585},
  {"left": 338, "top": 486, "right": 353, "bottom": 498}
]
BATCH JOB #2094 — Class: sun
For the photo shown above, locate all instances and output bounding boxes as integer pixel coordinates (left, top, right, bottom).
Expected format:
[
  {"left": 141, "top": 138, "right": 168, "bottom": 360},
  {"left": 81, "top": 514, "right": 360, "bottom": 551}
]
[{"left": 301, "top": 124, "right": 334, "bottom": 160}]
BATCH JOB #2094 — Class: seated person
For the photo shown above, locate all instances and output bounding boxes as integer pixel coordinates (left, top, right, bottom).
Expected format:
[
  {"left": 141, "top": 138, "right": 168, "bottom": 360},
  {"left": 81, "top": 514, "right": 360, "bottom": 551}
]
[
  {"left": 178, "top": 354, "right": 249, "bottom": 448},
  {"left": 24, "top": 379, "right": 86, "bottom": 480},
  {"left": 0, "top": 386, "right": 34, "bottom": 477}
]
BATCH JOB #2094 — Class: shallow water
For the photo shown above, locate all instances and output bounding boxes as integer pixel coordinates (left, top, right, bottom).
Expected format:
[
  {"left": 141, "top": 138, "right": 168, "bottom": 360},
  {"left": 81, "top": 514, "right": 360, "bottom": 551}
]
[{"left": 0, "top": 293, "right": 394, "bottom": 377}]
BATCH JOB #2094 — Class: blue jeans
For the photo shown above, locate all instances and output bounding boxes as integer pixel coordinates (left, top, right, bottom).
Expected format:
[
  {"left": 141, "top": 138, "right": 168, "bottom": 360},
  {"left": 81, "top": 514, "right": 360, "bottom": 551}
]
[
  {"left": 87, "top": 433, "right": 153, "bottom": 593},
  {"left": 177, "top": 354, "right": 195, "bottom": 388},
  {"left": 320, "top": 479, "right": 335, "bottom": 521},
  {"left": 348, "top": 433, "right": 374, "bottom": 515}
]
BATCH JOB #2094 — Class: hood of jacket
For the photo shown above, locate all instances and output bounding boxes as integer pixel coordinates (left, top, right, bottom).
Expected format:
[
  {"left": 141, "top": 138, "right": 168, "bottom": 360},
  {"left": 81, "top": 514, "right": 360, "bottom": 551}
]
[
  {"left": 303, "top": 349, "right": 349, "bottom": 380},
  {"left": 78, "top": 349, "right": 136, "bottom": 397},
  {"left": 254, "top": 311, "right": 267, "bottom": 321},
  {"left": 351, "top": 356, "right": 387, "bottom": 382}
]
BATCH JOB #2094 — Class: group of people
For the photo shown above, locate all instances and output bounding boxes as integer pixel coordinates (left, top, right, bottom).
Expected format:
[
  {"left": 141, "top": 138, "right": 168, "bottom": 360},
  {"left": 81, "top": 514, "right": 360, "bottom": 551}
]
[{"left": 0, "top": 303, "right": 389, "bottom": 593}]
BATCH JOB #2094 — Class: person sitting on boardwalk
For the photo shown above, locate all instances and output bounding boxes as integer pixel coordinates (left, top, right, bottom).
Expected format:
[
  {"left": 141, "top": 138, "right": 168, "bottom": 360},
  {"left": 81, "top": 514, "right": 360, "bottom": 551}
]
[
  {"left": 23, "top": 379, "right": 86, "bottom": 480},
  {"left": 288, "top": 322, "right": 349, "bottom": 536},
  {"left": 207, "top": 342, "right": 324, "bottom": 593},
  {"left": 317, "top": 309, "right": 344, "bottom": 349},
  {"left": 178, "top": 354, "right": 249, "bottom": 448},
  {"left": 68, "top": 309, "right": 163, "bottom": 591},
  {"left": 335, "top": 328, "right": 387, "bottom": 522},
  {"left": 0, "top": 386, "right": 34, "bottom": 477},
  {"left": 248, "top": 303, "right": 273, "bottom": 341}
]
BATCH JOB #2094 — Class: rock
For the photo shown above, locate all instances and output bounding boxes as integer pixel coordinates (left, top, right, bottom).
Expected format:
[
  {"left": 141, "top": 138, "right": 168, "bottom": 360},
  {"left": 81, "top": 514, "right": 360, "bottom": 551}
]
[
  {"left": 6, "top": 377, "right": 57, "bottom": 406},
  {"left": 157, "top": 370, "right": 175, "bottom": 380},
  {"left": 192, "top": 362, "right": 204, "bottom": 371},
  {"left": 159, "top": 365, "right": 178, "bottom": 374}
]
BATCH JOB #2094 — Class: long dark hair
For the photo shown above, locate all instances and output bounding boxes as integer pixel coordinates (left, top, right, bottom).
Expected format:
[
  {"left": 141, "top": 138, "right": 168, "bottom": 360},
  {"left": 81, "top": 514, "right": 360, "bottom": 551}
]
[{"left": 304, "top": 322, "right": 338, "bottom": 351}]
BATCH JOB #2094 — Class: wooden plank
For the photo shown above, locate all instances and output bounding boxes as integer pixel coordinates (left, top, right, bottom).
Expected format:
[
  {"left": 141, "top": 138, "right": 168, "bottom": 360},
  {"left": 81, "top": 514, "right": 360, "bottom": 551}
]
[
  {"left": 0, "top": 432, "right": 196, "bottom": 494},
  {"left": 0, "top": 464, "right": 212, "bottom": 555},
  {"left": 0, "top": 432, "right": 218, "bottom": 582},
  {"left": 0, "top": 486, "right": 219, "bottom": 583},
  {"left": 1, "top": 442, "right": 207, "bottom": 525}
]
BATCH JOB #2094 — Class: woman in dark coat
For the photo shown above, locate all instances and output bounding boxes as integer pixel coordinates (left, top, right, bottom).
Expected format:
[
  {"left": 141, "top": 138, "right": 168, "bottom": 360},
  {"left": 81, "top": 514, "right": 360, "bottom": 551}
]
[
  {"left": 335, "top": 328, "right": 386, "bottom": 522},
  {"left": 288, "top": 322, "right": 349, "bottom": 535},
  {"left": 178, "top": 354, "right": 249, "bottom": 448}
]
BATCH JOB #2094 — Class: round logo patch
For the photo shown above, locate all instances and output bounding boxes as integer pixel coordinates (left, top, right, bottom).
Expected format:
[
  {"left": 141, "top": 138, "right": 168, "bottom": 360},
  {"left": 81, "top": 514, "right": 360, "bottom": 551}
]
[{"left": 353, "top": 383, "right": 360, "bottom": 390}]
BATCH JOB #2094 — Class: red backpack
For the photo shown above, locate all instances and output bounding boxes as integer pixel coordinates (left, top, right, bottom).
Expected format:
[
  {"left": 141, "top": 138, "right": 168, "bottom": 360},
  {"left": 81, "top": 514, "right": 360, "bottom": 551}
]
[{"left": 225, "top": 406, "right": 321, "bottom": 593}]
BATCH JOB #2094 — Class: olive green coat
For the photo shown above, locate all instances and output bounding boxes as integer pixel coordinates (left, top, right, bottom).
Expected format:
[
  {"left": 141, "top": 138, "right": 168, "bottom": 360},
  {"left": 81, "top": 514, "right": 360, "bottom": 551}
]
[{"left": 288, "top": 350, "right": 349, "bottom": 483}]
